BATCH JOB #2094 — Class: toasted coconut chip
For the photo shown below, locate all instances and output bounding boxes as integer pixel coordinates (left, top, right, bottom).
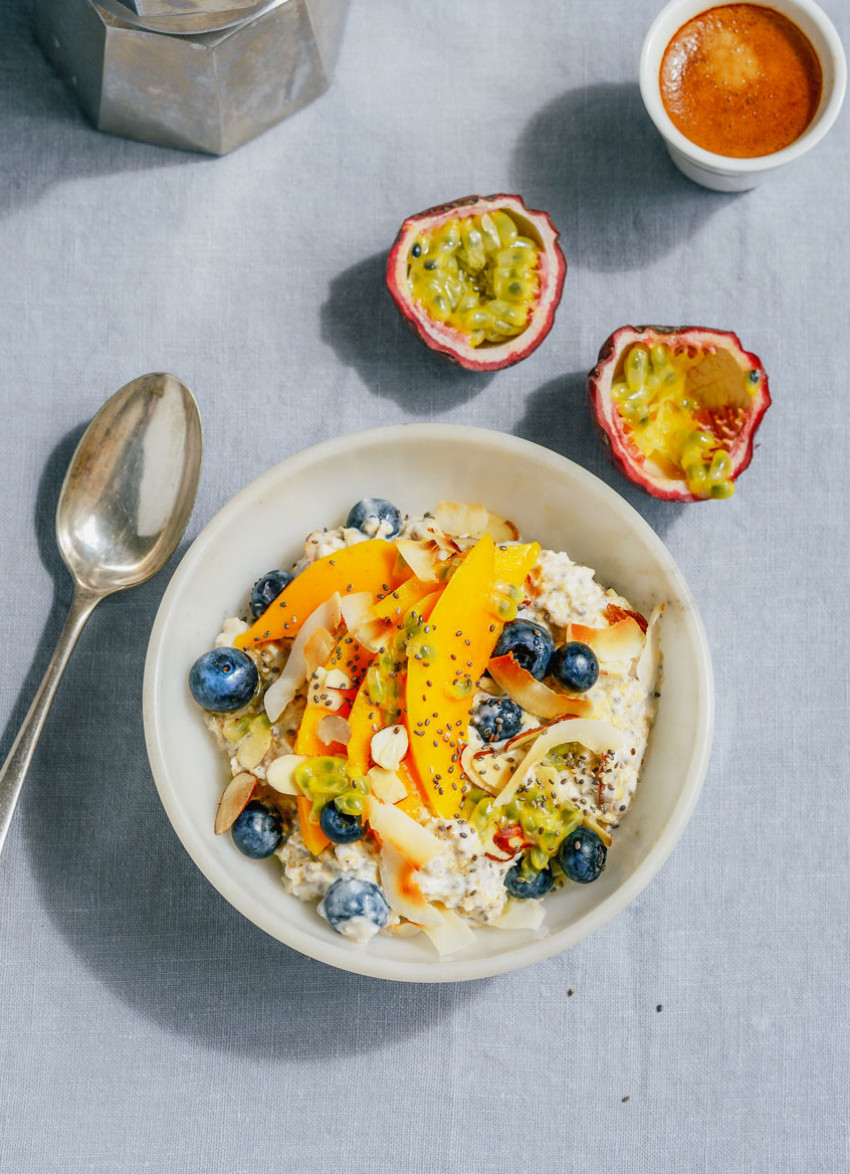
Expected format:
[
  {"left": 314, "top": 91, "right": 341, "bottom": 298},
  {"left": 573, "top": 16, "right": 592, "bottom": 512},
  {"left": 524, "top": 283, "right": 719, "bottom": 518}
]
[
  {"left": 264, "top": 593, "right": 342, "bottom": 723},
  {"left": 486, "top": 511, "right": 520, "bottom": 543},
  {"left": 379, "top": 842, "right": 443, "bottom": 927},
  {"left": 367, "top": 766, "right": 408, "bottom": 804},
  {"left": 636, "top": 604, "right": 663, "bottom": 689},
  {"left": 303, "top": 626, "right": 335, "bottom": 676},
  {"left": 390, "top": 921, "right": 423, "bottom": 938},
  {"left": 395, "top": 538, "right": 446, "bottom": 583},
  {"left": 266, "top": 754, "right": 306, "bottom": 795},
  {"left": 568, "top": 617, "right": 645, "bottom": 663},
  {"left": 460, "top": 732, "right": 540, "bottom": 795},
  {"left": 364, "top": 794, "right": 445, "bottom": 867},
  {"left": 349, "top": 612, "right": 396, "bottom": 653},
  {"left": 491, "top": 897, "right": 546, "bottom": 930},
  {"left": 435, "top": 500, "right": 489, "bottom": 538},
  {"left": 317, "top": 715, "right": 351, "bottom": 746},
  {"left": 421, "top": 906, "right": 477, "bottom": 956},
  {"left": 494, "top": 717, "right": 626, "bottom": 807},
  {"left": 339, "top": 591, "right": 373, "bottom": 630},
  {"left": 488, "top": 654, "right": 593, "bottom": 720},
  {"left": 214, "top": 772, "right": 256, "bottom": 834}
]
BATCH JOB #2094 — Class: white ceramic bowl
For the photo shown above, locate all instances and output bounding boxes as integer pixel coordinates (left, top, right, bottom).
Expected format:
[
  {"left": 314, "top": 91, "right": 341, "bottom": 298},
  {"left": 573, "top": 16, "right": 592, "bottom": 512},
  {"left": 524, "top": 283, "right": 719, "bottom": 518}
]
[
  {"left": 640, "top": 0, "right": 847, "bottom": 191},
  {"left": 143, "top": 425, "right": 713, "bottom": 982}
]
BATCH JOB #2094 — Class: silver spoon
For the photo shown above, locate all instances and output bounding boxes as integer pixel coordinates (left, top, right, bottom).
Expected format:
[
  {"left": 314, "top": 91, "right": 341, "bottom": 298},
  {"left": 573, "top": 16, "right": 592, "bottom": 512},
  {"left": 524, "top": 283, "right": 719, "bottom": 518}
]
[{"left": 0, "top": 373, "right": 203, "bottom": 857}]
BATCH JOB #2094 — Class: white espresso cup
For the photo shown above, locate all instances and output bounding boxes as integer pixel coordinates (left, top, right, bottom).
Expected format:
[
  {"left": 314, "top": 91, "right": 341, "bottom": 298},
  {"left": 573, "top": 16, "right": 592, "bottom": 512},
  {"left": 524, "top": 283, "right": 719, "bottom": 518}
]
[{"left": 640, "top": 0, "right": 847, "bottom": 191}]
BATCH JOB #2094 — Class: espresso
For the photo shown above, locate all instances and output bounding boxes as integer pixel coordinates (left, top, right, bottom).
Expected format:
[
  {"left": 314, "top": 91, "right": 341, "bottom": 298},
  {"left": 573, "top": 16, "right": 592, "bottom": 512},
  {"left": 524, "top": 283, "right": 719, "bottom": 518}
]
[{"left": 660, "top": 4, "right": 823, "bottom": 158}]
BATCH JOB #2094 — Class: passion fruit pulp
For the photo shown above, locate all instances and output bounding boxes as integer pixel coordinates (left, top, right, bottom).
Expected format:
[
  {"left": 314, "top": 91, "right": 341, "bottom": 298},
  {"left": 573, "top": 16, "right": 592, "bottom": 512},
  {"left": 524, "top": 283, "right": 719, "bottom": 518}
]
[
  {"left": 588, "top": 325, "right": 771, "bottom": 501},
  {"left": 386, "top": 194, "right": 566, "bottom": 372}
]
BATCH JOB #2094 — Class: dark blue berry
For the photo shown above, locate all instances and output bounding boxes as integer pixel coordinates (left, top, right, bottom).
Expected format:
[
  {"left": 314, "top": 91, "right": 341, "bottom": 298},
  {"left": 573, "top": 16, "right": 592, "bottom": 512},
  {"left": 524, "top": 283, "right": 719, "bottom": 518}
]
[
  {"left": 250, "top": 569, "right": 293, "bottom": 618},
  {"left": 504, "top": 862, "right": 554, "bottom": 899},
  {"left": 189, "top": 647, "right": 258, "bottom": 712},
  {"left": 319, "top": 877, "right": 390, "bottom": 936},
  {"left": 549, "top": 642, "right": 599, "bottom": 692},
  {"left": 345, "top": 498, "right": 402, "bottom": 538},
  {"left": 319, "top": 803, "right": 365, "bottom": 843},
  {"left": 493, "top": 620, "right": 555, "bottom": 679},
  {"left": 471, "top": 696, "right": 523, "bottom": 744},
  {"left": 559, "top": 827, "right": 607, "bottom": 884},
  {"left": 231, "top": 801, "right": 283, "bottom": 859}
]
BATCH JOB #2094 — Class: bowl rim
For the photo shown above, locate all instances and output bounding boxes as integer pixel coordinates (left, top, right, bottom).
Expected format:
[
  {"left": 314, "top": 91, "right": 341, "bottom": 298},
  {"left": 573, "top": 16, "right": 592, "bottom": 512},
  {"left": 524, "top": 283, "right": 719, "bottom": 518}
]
[
  {"left": 143, "top": 423, "right": 715, "bottom": 982},
  {"left": 639, "top": 0, "right": 847, "bottom": 175}
]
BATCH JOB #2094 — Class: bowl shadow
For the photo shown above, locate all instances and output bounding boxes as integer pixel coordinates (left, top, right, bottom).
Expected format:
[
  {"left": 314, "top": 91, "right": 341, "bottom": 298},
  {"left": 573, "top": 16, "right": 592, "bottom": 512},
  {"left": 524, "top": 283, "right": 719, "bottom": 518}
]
[
  {"left": 12, "top": 429, "right": 482, "bottom": 1059},
  {"left": 513, "top": 371, "right": 686, "bottom": 539},
  {"left": 512, "top": 82, "right": 739, "bottom": 272},
  {"left": 320, "top": 251, "right": 494, "bottom": 411}
]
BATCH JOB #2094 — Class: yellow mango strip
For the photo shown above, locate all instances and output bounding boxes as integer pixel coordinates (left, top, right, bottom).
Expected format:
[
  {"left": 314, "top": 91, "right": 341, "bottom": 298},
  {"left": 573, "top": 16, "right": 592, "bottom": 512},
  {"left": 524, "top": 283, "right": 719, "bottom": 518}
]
[
  {"left": 235, "top": 540, "right": 408, "bottom": 648},
  {"left": 404, "top": 535, "right": 541, "bottom": 819},
  {"left": 493, "top": 541, "right": 541, "bottom": 585},
  {"left": 297, "top": 795, "right": 330, "bottom": 855},
  {"left": 395, "top": 760, "right": 424, "bottom": 819}
]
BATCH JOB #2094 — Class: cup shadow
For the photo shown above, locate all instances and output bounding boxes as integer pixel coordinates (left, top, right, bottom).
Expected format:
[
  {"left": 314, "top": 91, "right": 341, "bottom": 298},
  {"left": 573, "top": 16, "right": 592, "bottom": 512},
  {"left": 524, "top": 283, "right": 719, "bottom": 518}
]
[
  {"left": 0, "top": 1, "right": 205, "bottom": 219},
  {"left": 513, "top": 371, "right": 686, "bottom": 539},
  {"left": 320, "top": 251, "right": 494, "bottom": 411},
  {"left": 512, "top": 82, "right": 739, "bottom": 272},
  {"left": 12, "top": 428, "right": 481, "bottom": 1059}
]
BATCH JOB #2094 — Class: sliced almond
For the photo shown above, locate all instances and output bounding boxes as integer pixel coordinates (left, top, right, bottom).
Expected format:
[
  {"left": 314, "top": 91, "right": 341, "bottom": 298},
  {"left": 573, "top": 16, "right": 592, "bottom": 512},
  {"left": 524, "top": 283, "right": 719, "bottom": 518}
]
[
  {"left": 214, "top": 772, "right": 256, "bottom": 834},
  {"left": 323, "top": 667, "right": 352, "bottom": 691},
  {"left": 379, "top": 843, "right": 443, "bottom": 927},
  {"left": 303, "top": 626, "right": 335, "bottom": 676},
  {"left": 568, "top": 617, "right": 645, "bottom": 663},
  {"left": 264, "top": 593, "right": 342, "bottom": 722},
  {"left": 235, "top": 724, "right": 273, "bottom": 771},
  {"left": 367, "top": 766, "right": 408, "bottom": 804},
  {"left": 490, "top": 898, "right": 546, "bottom": 930},
  {"left": 488, "top": 654, "right": 593, "bottom": 720},
  {"left": 317, "top": 714, "right": 351, "bottom": 746},
  {"left": 364, "top": 794, "right": 444, "bottom": 867},
  {"left": 265, "top": 754, "right": 306, "bottom": 795},
  {"left": 370, "top": 724, "right": 409, "bottom": 770},
  {"left": 421, "top": 906, "right": 477, "bottom": 956}
]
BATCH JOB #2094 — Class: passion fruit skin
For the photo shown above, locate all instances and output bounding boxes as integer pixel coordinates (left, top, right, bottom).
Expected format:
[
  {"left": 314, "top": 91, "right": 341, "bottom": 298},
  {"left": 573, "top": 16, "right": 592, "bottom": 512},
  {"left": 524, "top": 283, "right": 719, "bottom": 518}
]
[
  {"left": 588, "top": 325, "right": 772, "bottom": 502},
  {"left": 386, "top": 194, "right": 567, "bottom": 373}
]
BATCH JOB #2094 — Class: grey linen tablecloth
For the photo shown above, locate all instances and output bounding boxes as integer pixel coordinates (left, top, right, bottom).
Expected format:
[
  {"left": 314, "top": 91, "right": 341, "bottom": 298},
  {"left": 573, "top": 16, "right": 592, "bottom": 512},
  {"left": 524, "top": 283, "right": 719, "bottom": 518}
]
[{"left": 0, "top": 1, "right": 847, "bottom": 1170}]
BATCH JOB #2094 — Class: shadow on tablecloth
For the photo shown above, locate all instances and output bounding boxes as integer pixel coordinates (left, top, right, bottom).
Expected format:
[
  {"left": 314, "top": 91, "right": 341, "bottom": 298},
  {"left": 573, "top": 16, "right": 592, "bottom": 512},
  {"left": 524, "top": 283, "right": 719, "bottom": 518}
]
[
  {"left": 0, "top": 1, "right": 202, "bottom": 219},
  {"left": 8, "top": 426, "right": 483, "bottom": 1060},
  {"left": 512, "top": 82, "right": 739, "bottom": 273},
  {"left": 514, "top": 370, "right": 686, "bottom": 540}
]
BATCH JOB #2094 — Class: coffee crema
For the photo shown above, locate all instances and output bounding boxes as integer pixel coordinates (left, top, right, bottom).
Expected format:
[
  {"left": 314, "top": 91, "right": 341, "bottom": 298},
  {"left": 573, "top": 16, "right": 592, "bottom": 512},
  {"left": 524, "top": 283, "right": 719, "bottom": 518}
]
[{"left": 660, "top": 4, "right": 823, "bottom": 158}]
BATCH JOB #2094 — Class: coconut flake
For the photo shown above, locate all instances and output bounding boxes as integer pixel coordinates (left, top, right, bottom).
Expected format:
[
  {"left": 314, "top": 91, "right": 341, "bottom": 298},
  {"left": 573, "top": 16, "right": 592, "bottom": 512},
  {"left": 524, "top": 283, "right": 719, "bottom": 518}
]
[
  {"left": 494, "top": 717, "right": 626, "bottom": 807},
  {"left": 435, "top": 501, "right": 489, "bottom": 538},
  {"left": 339, "top": 591, "right": 374, "bottom": 630},
  {"left": 395, "top": 538, "right": 445, "bottom": 583},
  {"left": 421, "top": 906, "right": 477, "bottom": 956},
  {"left": 637, "top": 605, "right": 663, "bottom": 689},
  {"left": 364, "top": 794, "right": 445, "bottom": 867},
  {"left": 379, "top": 843, "right": 443, "bottom": 927},
  {"left": 264, "top": 593, "right": 341, "bottom": 722},
  {"left": 303, "top": 626, "right": 335, "bottom": 676},
  {"left": 490, "top": 897, "right": 546, "bottom": 930},
  {"left": 568, "top": 617, "right": 645, "bottom": 662},
  {"left": 487, "top": 654, "right": 593, "bottom": 720}
]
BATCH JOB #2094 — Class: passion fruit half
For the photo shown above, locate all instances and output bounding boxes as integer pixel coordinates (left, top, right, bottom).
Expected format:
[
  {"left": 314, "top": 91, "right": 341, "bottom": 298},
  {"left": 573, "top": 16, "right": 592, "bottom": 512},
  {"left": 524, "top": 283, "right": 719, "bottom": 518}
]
[
  {"left": 588, "top": 325, "right": 771, "bottom": 501},
  {"left": 386, "top": 194, "right": 566, "bottom": 372}
]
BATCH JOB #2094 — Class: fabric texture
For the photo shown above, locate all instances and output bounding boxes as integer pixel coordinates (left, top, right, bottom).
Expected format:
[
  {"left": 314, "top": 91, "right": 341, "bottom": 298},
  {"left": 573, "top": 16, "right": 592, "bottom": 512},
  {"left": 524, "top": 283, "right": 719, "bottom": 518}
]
[{"left": 0, "top": 1, "right": 847, "bottom": 1170}]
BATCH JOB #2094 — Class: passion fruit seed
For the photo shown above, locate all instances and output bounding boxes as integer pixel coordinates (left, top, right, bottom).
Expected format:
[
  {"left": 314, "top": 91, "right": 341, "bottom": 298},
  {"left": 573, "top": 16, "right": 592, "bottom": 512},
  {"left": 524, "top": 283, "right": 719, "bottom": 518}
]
[
  {"left": 407, "top": 212, "right": 540, "bottom": 348},
  {"left": 611, "top": 343, "right": 745, "bottom": 499},
  {"left": 294, "top": 756, "right": 370, "bottom": 823}
]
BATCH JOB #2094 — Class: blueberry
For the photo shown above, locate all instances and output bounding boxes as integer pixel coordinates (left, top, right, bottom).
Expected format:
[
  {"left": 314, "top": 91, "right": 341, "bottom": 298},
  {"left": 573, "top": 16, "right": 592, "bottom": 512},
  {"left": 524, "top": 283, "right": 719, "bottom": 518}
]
[
  {"left": 319, "top": 803, "right": 365, "bottom": 843},
  {"left": 231, "top": 801, "right": 283, "bottom": 859},
  {"left": 189, "top": 647, "right": 258, "bottom": 712},
  {"left": 471, "top": 696, "right": 523, "bottom": 744},
  {"left": 250, "top": 569, "right": 293, "bottom": 618},
  {"left": 493, "top": 620, "right": 555, "bottom": 679},
  {"left": 559, "top": 827, "right": 607, "bottom": 884},
  {"left": 319, "top": 876, "right": 390, "bottom": 938},
  {"left": 345, "top": 498, "right": 402, "bottom": 538},
  {"left": 504, "top": 862, "right": 554, "bottom": 899},
  {"left": 549, "top": 642, "right": 599, "bottom": 693}
]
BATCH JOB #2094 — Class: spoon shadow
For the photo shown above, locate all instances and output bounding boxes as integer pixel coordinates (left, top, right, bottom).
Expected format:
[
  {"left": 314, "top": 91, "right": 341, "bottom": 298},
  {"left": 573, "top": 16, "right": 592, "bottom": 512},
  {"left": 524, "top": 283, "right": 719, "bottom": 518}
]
[
  {"left": 14, "top": 429, "right": 482, "bottom": 1057},
  {"left": 320, "top": 251, "right": 493, "bottom": 411},
  {"left": 513, "top": 372, "right": 686, "bottom": 540},
  {"left": 512, "top": 82, "right": 739, "bottom": 272}
]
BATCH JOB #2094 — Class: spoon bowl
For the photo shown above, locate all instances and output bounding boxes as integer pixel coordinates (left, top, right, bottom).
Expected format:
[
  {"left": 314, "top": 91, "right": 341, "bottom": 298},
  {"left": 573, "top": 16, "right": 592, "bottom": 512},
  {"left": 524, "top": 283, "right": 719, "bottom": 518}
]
[{"left": 0, "top": 373, "right": 202, "bottom": 858}]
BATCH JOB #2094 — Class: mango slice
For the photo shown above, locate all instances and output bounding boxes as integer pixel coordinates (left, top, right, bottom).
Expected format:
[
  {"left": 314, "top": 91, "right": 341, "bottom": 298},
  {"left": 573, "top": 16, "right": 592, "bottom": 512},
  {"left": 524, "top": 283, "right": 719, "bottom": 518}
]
[
  {"left": 236, "top": 540, "right": 407, "bottom": 648},
  {"left": 404, "top": 535, "right": 539, "bottom": 818}
]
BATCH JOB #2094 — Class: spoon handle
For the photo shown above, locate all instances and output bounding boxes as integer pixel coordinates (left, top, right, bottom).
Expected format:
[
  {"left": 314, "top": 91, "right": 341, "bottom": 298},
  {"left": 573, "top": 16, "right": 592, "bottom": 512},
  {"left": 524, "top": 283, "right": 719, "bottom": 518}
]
[{"left": 0, "top": 587, "right": 101, "bottom": 859}]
